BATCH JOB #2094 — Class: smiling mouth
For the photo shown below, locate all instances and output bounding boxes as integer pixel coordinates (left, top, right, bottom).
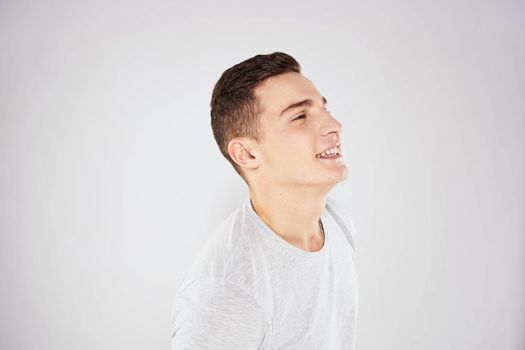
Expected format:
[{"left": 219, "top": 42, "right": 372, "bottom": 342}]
[
  {"left": 317, "top": 153, "right": 342, "bottom": 160},
  {"left": 316, "top": 144, "right": 341, "bottom": 159}
]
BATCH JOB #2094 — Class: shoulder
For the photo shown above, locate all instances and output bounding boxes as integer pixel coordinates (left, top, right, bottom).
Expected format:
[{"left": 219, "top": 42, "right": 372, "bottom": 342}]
[
  {"left": 325, "top": 196, "right": 357, "bottom": 253},
  {"left": 177, "top": 202, "right": 257, "bottom": 292}
]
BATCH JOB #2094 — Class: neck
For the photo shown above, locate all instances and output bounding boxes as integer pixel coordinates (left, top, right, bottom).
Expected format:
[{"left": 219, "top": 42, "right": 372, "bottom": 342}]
[{"left": 248, "top": 183, "right": 328, "bottom": 251}]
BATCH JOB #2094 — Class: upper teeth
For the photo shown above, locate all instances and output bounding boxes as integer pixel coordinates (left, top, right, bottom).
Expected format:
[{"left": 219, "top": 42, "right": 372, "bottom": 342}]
[{"left": 317, "top": 146, "right": 340, "bottom": 158}]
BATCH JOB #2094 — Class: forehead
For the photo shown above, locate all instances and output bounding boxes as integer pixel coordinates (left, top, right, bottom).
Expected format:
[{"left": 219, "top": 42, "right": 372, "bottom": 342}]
[{"left": 254, "top": 72, "right": 321, "bottom": 114}]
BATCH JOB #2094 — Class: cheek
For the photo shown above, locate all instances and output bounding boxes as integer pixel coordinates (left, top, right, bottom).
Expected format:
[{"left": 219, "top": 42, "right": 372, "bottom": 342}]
[
  {"left": 277, "top": 142, "right": 314, "bottom": 165},
  {"left": 271, "top": 129, "right": 315, "bottom": 164}
]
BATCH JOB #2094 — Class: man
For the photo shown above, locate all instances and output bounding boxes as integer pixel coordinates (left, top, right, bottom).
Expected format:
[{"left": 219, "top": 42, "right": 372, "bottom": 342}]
[{"left": 170, "top": 52, "right": 358, "bottom": 349}]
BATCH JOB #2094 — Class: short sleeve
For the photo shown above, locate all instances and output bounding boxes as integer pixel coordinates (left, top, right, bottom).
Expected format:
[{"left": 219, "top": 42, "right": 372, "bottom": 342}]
[{"left": 170, "top": 277, "right": 267, "bottom": 350}]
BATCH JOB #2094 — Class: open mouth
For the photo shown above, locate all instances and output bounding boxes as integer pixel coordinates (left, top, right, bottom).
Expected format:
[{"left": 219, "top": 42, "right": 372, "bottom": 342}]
[{"left": 316, "top": 145, "right": 342, "bottom": 159}]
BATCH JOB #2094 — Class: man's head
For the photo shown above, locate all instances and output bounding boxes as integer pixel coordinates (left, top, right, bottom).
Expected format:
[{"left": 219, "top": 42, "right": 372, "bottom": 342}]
[{"left": 210, "top": 52, "right": 347, "bottom": 190}]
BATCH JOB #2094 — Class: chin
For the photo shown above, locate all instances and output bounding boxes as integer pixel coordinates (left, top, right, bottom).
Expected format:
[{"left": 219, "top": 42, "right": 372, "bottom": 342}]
[
  {"left": 315, "top": 171, "right": 348, "bottom": 187},
  {"left": 331, "top": 167, "right": 349, "bottom": 183}
]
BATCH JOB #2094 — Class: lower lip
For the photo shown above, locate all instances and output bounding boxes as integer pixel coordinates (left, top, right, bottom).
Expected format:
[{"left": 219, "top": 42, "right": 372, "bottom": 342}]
[{"left": 317, "top": 154, "right": 342, "bottom": 160}]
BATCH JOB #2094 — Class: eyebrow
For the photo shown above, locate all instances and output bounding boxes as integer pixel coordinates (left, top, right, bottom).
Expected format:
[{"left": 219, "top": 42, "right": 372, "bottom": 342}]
[{"left": 279, "top": 96, "right": 328, "bottom": 118}]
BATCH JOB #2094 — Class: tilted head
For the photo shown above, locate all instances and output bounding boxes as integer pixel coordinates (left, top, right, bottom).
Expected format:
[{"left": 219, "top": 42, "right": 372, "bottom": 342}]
[{"left": 210, "top": 52, "right": 347, "bottom": 189}]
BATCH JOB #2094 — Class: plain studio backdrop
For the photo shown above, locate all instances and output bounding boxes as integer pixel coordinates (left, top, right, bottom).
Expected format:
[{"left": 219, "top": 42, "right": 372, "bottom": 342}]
[{"left": 1, "top": 0, "right": 524, "bottom": 349}]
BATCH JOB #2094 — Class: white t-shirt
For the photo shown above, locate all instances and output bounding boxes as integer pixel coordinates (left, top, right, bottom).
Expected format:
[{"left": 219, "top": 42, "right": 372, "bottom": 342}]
[{"left": 170, "top": 196, "right": 359, "bottom": 350}]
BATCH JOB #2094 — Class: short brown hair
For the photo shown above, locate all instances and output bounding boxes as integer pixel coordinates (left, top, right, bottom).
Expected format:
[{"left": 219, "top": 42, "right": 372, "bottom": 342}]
[{"left": 210, "top": 52, "right": 301, "bottom": 185}]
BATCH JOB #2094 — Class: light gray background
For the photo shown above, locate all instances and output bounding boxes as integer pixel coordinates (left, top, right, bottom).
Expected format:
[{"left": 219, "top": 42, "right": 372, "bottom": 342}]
[{"left": 1, "top": 0, "right": 524, "bottom": 349}]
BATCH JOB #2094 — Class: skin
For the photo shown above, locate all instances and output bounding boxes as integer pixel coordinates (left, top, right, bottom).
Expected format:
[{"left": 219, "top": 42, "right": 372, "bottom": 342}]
[{"left": 228, "top": 71, "right": 348, "bottom": 252}]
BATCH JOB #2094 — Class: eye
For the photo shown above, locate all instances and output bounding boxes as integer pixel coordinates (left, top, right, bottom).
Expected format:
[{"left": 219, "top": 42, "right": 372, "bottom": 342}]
[{"left": 292, "top": 114, "right": 306, "bottom": 121}]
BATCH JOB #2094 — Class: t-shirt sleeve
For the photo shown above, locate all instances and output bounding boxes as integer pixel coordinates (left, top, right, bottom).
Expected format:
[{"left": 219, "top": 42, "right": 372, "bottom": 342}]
[{"left": 170, "top": 277, "right": 267, "bottom": 350}]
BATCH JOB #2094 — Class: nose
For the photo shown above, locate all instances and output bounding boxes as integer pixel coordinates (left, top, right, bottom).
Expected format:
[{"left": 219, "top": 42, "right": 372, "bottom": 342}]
[{"left": 320, "top": 110, "right": 343, "bottom": 136}]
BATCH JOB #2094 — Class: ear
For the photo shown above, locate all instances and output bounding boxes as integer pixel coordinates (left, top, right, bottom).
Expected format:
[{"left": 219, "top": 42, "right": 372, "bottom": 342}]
[{"left": 228, "top": 137, "right": 261, "bottom": 170}]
